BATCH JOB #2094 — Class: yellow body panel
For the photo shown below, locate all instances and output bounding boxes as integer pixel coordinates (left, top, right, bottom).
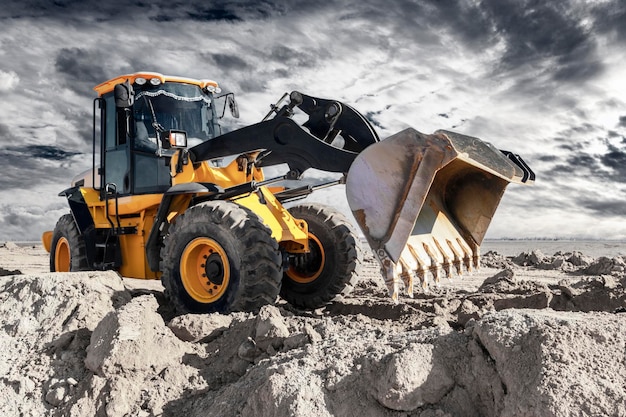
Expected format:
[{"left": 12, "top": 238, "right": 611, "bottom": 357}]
[
  {"left": 80, "top": 188, "right": 163, "bottom": 279},
  {"left": 234, "top": 187, "right": 309, "bottom": 252},
  {"left": 41, "top": 231, "right": 53, "bottom": 252},
  {"left": 170, "top": 151, "right": 265, "bottom": 188},
  {"left": 170, "top": 150, "right": 309, "bottom": 250}
]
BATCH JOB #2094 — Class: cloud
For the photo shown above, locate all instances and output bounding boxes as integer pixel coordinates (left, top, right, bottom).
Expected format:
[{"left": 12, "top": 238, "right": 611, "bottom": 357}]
[
  {"left": 579, "top": 197, "right": 626, "bottom": 217},
  {"left": 0, "top": 0, "right": 625, "bottom": 242},
  {"left": 0, "top": 70, "right": 19, "bottom": 91},
  {"left": 54, "top": 47, "right": 108, "bottom": 96},
  {"left": 209, "top": 53, "right": 250, "bottom": 70},
  {"left": 600, "top": 145, "right": 626, "bottom": 181},
  {"left": 591, "top": 0, "right": 626, "bottom": 41},
  {"left": 481, "top": 0, "right": 598, "bottom": 74}
]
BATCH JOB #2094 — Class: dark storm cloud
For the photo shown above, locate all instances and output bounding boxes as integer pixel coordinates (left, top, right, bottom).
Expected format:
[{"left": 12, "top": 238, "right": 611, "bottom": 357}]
[
  {"left": 548, "top": 150, "right": 601, "bottom": 176},
  {"left": 55, "top": 48, "right": 108, "bottom": 96},
  {"left": 479, "top": 0, "right": 601, "bottom": 82},
  {"left": 0, "top": 0, "right": 614, "bottom": 89},
  {"left": 8, "top": 145, "right": 81, "bottom": 160},
  {"left": 600, "top": 145, "right": 626, "bottom": 181},
  {"left": 364, "top": 111, "right": 384, "bottom": 130},
  {"left": 549, "top": 144, "right": 626, "bottom": 183},
  {"left": 210, "top": 53, "right": 250, "bottom": 70},
  {"left": 592, "top": 1, "right": 626, "bottom": 41},
  {"left": 152, "top": 5, "right": 243, "bottom": 22},
  {"left": 0, "top": 0, "right": 296, "bottom": 22},
  {"left": 536, "top": 155, "right": 557, "bottom": 162},
  {"left": 579, "top": 198, "right": 626, "bottom": 217},
  {"left": 0, "top": 147, "right": 84, "bottom": 190},
  {"left": 343, "top": 0, "right": 605, "bottom": 86},
  {"left": 619, "top": 116, "right": 626, "bottom": 128},
  {"left": 269, "top": 46, "right": 317, "bottom": 68}
]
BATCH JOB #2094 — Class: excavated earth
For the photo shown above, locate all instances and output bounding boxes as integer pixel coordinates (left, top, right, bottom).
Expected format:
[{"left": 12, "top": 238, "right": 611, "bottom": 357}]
[{"left": 1, "top": 242, "right": 626, "bottom": 417}]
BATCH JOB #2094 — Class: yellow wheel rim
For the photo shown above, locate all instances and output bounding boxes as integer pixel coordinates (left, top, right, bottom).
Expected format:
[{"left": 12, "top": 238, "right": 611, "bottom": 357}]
[
  {"left": 180, "top": 237, "right": 230, "bottom": 304},
  {"left": 54, "top": 237, "right": 71, "bottom": 272},
  {"left": 286, "top": 233, "right": 325, "bottom": 284}
]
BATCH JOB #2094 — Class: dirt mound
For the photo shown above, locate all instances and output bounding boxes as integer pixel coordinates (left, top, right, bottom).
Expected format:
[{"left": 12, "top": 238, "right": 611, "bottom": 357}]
[{"left": 1, "top": 247, "right": 625, "bottom": 416}]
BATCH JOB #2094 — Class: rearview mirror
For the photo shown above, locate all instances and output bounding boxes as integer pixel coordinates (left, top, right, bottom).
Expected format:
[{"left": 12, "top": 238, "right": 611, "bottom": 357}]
[{"left": 114, "top": 80, "right": 134, "bottom": 108}]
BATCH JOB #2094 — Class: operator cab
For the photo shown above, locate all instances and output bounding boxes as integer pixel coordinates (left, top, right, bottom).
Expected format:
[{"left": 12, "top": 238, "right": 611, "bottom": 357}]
[{"left": 92, "top": 72, "right": 238, "bottom": 196}]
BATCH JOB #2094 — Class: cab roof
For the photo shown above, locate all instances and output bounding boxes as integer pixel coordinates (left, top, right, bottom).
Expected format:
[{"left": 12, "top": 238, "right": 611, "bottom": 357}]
[{"left": 93, "top": 71, "right": 220, "bottom": 96}]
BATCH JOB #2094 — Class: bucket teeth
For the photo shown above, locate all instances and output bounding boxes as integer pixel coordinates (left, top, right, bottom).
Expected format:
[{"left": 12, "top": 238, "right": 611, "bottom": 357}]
[
  {"left": 376, "top": 235, "right": 481, "bottom": 301},
  {"left": 378, "top": 252, "right": 400, "bottom": 303},
  {"left": 383, "top": 232, "right": 479, "bottom": 300}
]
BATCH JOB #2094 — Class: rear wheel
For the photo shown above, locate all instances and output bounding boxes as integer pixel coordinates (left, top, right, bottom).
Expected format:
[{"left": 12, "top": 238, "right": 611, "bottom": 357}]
[
  {"left": 160, "top": 201, "right": 282, "bottom": 314},
  {"left": 50, "top": 214, "right": 89, "bottom": 272},
  {"left": 281, "top": 203, "right": 363, "bottom": 309}
]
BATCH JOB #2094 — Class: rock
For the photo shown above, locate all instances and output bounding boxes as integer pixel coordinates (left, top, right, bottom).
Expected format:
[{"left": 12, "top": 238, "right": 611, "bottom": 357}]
[
  {"left": 512, "top": 250, "right": 546, "bottom": 266},
  {"left": 472, "top": 310, "right": 626, "bottom": 417},
  {"left": 168, "top": 312, "right": 233, "bottom": 342},
  {"left": 0, "top": 266, "right": 22, "bottom": 276},
  {"left": 480, "top": 251, "right": 512, "bottom": 269},
  {"left": 304, "top": 324, "right": 322, "bottom": 343},
  {"left": 478, "top": 269, "right": 516, "bottom": 292},
  {"left": 457, "top": 299, "right": 480, "bottom": 326},
  {"left": 254, "top": 305, "right": 290, "bottom": 351},
  {"left": 584, "top": 257, "right": 616, "bottom": 275},
  {"left": 237, "top": 337, "right": 258, "bottom": 362},
  {"left": 85, "top": 295, "right": 187, "bottom": 376},
  {"left": 375, "top": 343, "right": 454, "bottom": 411},
  {"left": 567, "top": 251, "right": 593, "bottom": 267},
  {"left": 45, "top": 385, "right": 67, "bottom": 407},
  {"left": 3, "top": 242, "right": 19, "bottom": 250}
]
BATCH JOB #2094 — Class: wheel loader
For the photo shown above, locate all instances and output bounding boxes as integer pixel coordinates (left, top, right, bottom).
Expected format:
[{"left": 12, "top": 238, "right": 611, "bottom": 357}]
[{"left": 41, "top": 72, "right": 534, "bottom": 314}]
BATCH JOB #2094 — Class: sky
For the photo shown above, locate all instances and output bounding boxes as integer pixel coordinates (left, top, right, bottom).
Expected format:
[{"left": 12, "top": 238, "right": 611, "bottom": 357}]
[{"left": 0, "top": 0, "right": 625, "bottom": 242}]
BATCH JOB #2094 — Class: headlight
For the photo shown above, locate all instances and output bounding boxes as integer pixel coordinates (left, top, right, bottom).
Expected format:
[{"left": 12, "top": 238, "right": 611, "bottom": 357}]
[
  {"left": 150, "top": 78, "right": 162, "bottom": 86},
  {"left": 168, "top": 130, "right": 187, "bottom": 148},
  {"left": 135, "top": 77, "right": 147, "bottom": 85}
]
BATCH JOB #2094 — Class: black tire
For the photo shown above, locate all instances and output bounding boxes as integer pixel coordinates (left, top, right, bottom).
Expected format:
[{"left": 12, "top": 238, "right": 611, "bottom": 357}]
[
  {"left": 281, "top": 203, "right": 363, "bottom": 309},
  {"left": 160, "top": 201, "right": 282, "bottom": 314},
  {"left": 50, "top": 214, "right": 90, "bottom": 272}
]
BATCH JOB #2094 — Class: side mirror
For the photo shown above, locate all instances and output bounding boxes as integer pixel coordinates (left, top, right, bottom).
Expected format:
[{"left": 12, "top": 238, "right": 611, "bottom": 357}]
[
  {"left": 227, "top": 94, "right": 239, "bottom": 118},
  {"left": 114, "top": 80, "right": 134, "bottom": 108}
]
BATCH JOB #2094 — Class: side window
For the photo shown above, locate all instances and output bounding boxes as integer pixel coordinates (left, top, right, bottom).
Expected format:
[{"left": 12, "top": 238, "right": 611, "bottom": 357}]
[
  {"left": 102, "top": 93, "right": 131, "bottom": 194},
  {"left": 104, "top": 94, "right": 117, "bottom": 150}
]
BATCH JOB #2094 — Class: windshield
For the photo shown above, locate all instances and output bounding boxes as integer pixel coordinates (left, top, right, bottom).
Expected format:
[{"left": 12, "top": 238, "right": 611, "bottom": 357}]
[{"left": 132, "top": 83, "right": 219, "bottom": 151}]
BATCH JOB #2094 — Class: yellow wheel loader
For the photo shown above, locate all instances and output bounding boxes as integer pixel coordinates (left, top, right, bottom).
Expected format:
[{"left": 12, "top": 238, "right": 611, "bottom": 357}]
[{"left": 42, "top": 72, "right": 534, "bottom": 314}]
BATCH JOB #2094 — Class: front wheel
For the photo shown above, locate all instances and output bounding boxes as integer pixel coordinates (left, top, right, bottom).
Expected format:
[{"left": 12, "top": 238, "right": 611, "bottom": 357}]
[
  {"left": 160, "top": 201, "right": 282, "bottom": 314},
  {"left": 50, "top": 214, "right": 90, "bottom": 272},
  {"left": 281, "top": 203, "right": 363, "bottom": 309}
]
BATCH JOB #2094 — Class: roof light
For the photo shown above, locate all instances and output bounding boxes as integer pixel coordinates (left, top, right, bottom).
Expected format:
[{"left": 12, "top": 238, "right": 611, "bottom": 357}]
[
  {"left": 135, "top": 77, "right": 147, "bottom": 85},
  {"left": 150, "top": 78, "right": 162, "bottom": 86}
]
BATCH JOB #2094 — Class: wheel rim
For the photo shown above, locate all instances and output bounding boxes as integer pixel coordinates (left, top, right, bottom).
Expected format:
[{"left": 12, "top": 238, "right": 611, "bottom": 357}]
[
  {"left": 180, "top": 237, "right": 230, "bottom": 304},
  {"left": 54, "top": 237, "right": 71, "bottom": 272},
  {"left": 286, "top": 233, "right": 325, "bottom": 284}
]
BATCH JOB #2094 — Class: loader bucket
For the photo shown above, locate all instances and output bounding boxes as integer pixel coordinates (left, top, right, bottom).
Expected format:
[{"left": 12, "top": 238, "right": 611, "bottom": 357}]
[{"left": 346, "top": 128, "right": 534, "bottom": 300}]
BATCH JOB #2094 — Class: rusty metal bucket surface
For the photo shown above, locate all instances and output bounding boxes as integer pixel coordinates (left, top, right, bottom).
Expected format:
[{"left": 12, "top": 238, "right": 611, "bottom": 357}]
[{"left": 346, "top": 128, "right": 533, "bottom": 300}]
